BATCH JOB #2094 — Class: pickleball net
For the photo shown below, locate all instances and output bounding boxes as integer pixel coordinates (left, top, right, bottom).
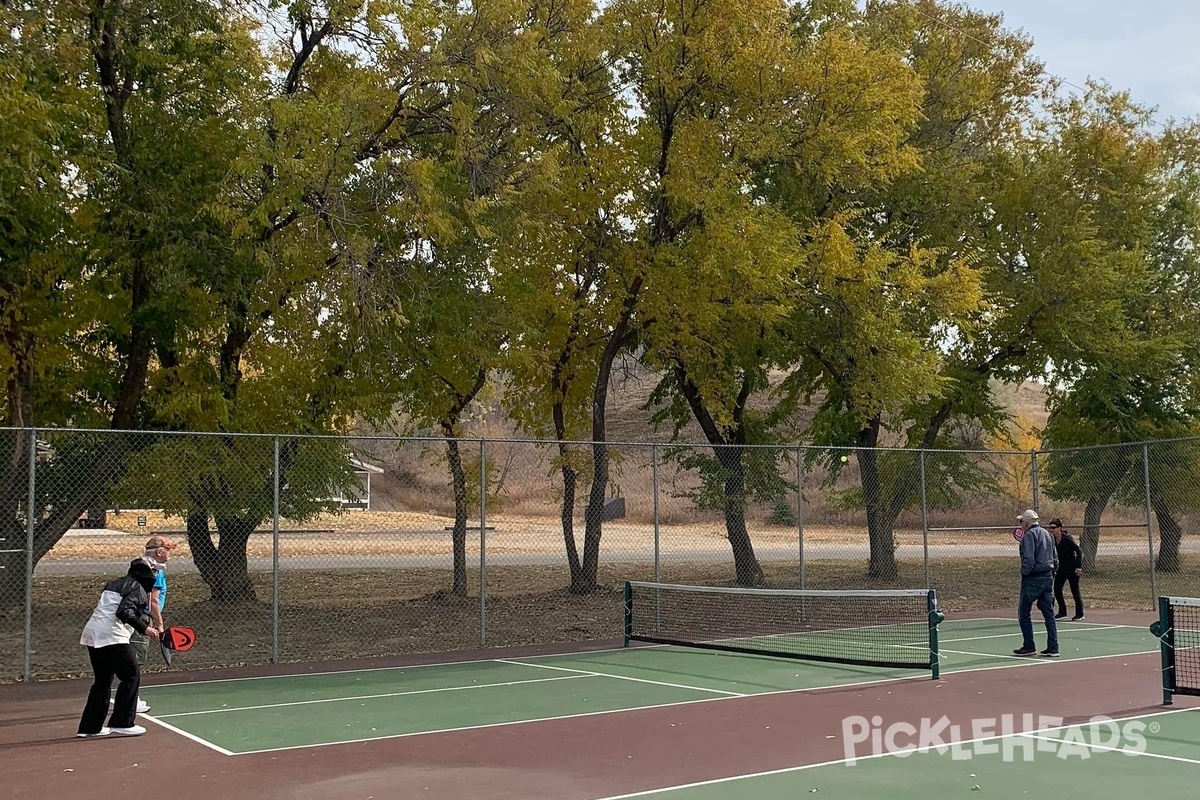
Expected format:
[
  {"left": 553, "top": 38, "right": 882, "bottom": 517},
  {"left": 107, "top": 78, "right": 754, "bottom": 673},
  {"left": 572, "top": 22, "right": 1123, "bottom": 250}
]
[
  {"left": 623, "top": 581, "right": 944, "bottom": 677},
  {"left": 1152, "top": 595, "right": 1200, "bottom": 704}
]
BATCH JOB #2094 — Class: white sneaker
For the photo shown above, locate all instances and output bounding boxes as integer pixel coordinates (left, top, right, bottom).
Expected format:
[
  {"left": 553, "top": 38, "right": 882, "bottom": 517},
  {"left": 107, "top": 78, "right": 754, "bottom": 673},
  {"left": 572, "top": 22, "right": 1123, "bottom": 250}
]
[
  {"left": 109, "top": 725, "right": 147, "bottom": 736},
  {"left": 77, "top": 727, "right": 111, "bottom": 738},
  {"left": 110, "top": 700, "right": 150, "bottom": 713}
]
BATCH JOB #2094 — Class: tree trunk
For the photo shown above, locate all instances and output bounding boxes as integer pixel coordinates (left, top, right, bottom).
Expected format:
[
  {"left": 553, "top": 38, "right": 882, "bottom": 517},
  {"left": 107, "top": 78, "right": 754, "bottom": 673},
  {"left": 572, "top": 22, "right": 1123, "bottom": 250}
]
[
  {"left": 578, "top": 281, "right": 642, "bottom": 594},
  {"left": 852, "top": 418, "right": 903, "bottom": 580},
  {"left": 671, "top": 367, "right": 765, "bottom": 586},
  {"left": 188, "top": 510, "right": 259, "bottom": 603},
  {"left": 855, "top": 444, "right": 899, "bottom": 580},
  {"left": 716, "top": 446, "right": 764, "bottom": 586},
  {"left": 1078, "top": 460, "right": 1130, "bottom": 569},
  {"left": 1154, "top": 503, "right": 1183, "bottom": 573},
  {"left": 560, "top": 445, "right": 583, "bottom": 586},
  {"left": 443, "top": 435, "right": 469, "bottom": 597},
  {"left": 552, "top": 396, "right": 585, "bottom": 587},
  {"left": 1078, "top": 498, "right": 1107, "bottom": 570},
  {"left": 579, "top": 439, "right": 607, "bottom": 594}
]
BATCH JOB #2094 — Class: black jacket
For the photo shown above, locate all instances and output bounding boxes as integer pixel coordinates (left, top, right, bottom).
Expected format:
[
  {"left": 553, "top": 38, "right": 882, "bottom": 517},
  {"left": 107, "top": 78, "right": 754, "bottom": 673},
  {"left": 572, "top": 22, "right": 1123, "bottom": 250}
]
[
  {"left": 99, "top": 560, "right": 157, "bottom": 633},
  {"left": 1056, "top": 532, "right": 1083, "bottom": 573},
  {"left": 80, "top": 559, "right": 157, "bottom": 647}
]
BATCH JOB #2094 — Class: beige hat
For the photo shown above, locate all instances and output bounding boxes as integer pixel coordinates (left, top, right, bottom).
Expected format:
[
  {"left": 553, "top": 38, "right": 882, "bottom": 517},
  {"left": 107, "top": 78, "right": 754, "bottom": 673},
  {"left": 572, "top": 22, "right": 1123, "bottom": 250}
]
[{"left": 1017, "top": 509, "right": 1039, "bottom": 523}]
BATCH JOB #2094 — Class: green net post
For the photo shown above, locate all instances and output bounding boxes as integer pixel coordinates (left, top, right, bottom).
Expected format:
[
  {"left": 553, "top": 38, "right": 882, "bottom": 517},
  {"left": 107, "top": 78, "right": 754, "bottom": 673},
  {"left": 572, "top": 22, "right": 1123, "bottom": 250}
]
[
  {"left": 623, "top": 581, "right": 633, "bottom": 647},
  {"left": 927, "top": 589, "right": 943, "bottom": 680},
  {"left": 1152, "top": 596, "right": 1173, "bottom": 705}
]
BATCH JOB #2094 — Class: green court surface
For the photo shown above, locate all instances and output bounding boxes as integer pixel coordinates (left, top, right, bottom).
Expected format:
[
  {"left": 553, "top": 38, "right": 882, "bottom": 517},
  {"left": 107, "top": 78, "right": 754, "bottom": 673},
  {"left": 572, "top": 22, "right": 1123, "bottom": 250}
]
[
  {"left": 597, "top": 708, "right": 1200, "bottom": 799},
  {"left": 140, "top": 617, "right": 1158, "bottom": 757}
]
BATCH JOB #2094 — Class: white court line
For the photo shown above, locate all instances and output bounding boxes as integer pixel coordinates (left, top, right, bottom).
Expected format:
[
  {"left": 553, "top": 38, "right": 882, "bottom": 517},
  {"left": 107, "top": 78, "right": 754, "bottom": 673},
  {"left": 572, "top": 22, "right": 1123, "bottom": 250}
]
[
  {"left": 220, "top": 646, "right": 1161, "bottom": 757},
  {"left": 587, "top": 707, "right": 1200, "bottom": 800},
  {"left": 973, "top": 616, "right": 1148, "bottom": 630},
  {"left": 153, "top": 674, "right": 594, "bottom": 719},
  {"left": 1025, "top": 731, "right": 1200, "bottom": 767},
  {"left": 939, "top": 646, "right": 1157, "bottom": 663},
  {"left": 494, "top": 659, "right": 747, "bottom": 697},
  {"left": 937, "top": 625, "right": 1131, "bottom": 645},
  {"left": 140, "top": 714, "right": 236, "bottom": 756}
]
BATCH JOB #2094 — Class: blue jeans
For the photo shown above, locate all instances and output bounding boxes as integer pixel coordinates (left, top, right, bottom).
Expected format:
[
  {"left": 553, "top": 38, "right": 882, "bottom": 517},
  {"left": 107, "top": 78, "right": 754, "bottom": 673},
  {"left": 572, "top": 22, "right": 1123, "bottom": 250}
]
[{"left": 1018, "top": 574, "right": 1058, "bottom": 651}]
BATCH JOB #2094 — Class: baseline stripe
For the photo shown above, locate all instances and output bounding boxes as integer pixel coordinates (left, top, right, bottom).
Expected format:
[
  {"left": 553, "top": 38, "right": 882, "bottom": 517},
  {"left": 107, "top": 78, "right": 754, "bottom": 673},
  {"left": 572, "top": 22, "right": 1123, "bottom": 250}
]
[{"left": 140, "top": 714, "right": 236, "bottom": 756}]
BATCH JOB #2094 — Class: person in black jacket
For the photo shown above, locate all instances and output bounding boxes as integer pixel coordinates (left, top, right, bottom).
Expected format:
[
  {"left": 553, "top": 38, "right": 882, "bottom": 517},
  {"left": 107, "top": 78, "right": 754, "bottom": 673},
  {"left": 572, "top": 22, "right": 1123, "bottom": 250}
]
[
  {"left": 1048, "top": 518, "right": 1085, "bottom": 621},
  {"left": 77, "top": 558, "right": 161, "bottom": 738}
]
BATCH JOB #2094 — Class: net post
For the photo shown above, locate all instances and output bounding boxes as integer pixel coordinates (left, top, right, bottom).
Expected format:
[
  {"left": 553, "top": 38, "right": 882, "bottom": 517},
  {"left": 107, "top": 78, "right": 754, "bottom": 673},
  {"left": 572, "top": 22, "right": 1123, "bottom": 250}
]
[
  {"left": 623, "top": 581, "right": 633, "bottom": 647},
  {"left": 927, "top": 589, "right": 942, "bottom": 680},
  {"left": 1153, "top": 595, "right": 1173, "bottom": 705}
]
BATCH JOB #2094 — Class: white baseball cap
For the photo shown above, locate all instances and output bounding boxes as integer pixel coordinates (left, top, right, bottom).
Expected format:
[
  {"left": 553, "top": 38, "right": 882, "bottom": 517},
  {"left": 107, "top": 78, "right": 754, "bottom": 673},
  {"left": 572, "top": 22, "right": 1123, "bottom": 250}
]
[{"left": 1017, "top": 509, "right": 1039, "bottom": 523}]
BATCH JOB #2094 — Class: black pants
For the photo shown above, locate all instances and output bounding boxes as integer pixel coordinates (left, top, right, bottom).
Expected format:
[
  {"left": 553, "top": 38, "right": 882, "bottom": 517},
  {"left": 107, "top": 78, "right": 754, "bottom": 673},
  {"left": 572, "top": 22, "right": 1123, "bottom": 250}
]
[
  {"left": 78, "top": 643, "right": 140, "bottom": 734},
  {"left": 1054, "top": 572, "right": 1084, "bottom": 617}
]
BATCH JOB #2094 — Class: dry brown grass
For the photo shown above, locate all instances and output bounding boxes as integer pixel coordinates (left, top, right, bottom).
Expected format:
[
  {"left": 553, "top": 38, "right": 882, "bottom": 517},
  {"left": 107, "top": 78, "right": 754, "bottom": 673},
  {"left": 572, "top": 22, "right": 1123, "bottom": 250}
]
[
  {"left": 49, "top": 514, "right": 1161, "bottom": 564},
  {"left": 339, "top": 374, "right": 1066, "bottom": 530}
]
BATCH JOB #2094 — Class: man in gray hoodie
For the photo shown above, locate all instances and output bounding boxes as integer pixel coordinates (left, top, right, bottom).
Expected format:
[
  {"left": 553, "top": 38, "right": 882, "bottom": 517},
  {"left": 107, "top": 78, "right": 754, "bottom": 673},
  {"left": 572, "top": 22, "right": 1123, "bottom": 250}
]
[{"left": 1014, "top": 509, "right": 1059, "bottom": 657}]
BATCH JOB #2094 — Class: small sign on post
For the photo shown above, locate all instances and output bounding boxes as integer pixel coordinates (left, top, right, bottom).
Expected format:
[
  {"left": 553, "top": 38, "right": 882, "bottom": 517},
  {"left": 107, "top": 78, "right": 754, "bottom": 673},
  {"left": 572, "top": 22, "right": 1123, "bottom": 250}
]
[{"left": 137, "top": 516, "right": 146, "bottom": 528}]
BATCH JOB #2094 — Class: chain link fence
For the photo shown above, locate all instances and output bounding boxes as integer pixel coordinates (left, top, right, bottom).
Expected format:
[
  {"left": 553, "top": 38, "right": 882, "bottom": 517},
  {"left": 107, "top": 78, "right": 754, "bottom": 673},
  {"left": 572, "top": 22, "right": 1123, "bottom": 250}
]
[{"left": 3, "top": 427, "right": 1200, "bottom": 683}]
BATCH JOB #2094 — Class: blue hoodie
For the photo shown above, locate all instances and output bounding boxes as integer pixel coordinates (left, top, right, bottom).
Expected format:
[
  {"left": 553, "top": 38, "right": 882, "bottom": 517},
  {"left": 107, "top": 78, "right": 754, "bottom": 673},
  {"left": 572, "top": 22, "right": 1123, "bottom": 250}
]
[{"left": 1020, "top": 524, "right": 1059, "bottom": 577}]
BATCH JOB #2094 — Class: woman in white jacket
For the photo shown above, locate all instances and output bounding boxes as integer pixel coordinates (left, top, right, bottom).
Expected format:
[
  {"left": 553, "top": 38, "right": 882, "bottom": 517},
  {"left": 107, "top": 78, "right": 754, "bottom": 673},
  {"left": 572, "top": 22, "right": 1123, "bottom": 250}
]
[{"left": 76, "top": 558, "right": 161, "bottom": 738}]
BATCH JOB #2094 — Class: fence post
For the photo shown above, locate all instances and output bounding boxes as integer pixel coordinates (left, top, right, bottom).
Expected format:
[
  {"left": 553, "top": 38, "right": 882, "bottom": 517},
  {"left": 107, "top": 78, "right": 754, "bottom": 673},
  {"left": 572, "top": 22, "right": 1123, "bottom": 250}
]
[
  {"left": 796, "top": 447, "right": 805, "bottom": 591},
  {"left": 652, "top": 444, "right": 660, "bottom": 585},
  {"left": 271, "top": 435, "right": 280, "bottom": 664},
  {"left": 1143, "top": 443, "right": 1157, "bottom": 604},
  {"left": 1030, "top": 450, "right": 1040, "bottom": 512},
  {"left": 23, "top": 428, "right": 36, "bottom": 683},
  {"left": 919, "top": 449, "right": 930, "bottom": 588},
  {"left": 479, "top": 438, "right": 487, "bottom": 646}
]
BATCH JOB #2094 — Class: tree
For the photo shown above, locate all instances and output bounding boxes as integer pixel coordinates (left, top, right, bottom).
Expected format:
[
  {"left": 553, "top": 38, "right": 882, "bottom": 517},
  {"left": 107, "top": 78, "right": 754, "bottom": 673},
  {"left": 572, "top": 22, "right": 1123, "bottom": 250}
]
[
  {"left": 378, "top": 236, "right": 512, "bottom": 598},
  {"left": 986, "top": 413, "right": 1041, "bottom": 505},
  {"left": 770, "top": 0, "right": 1115, "bottom": 580},
  {"left": 492, "top": 0, "right": 632, "bottom": 593},
  {"left": 0, "top": 0, "right": 267, "bottom": 606},
  {"left": 143, "top": 0, "right": 550, "bottom": 602},
  {"left": 546, "top": 0, "right": 820, "bottom": 593},
  {"left": 1039, "top": 103, "right": 1200, "bottom": 571},
  {"left": 640, "top": 8, "right": 930, "bottom": 585}
]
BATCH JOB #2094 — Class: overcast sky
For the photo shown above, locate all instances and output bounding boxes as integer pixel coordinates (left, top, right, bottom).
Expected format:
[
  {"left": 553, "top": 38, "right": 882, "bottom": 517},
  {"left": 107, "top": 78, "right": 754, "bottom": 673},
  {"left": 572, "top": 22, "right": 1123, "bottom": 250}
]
[{"left": 967, "top": 0, "right": 1200, "bottom": 124}]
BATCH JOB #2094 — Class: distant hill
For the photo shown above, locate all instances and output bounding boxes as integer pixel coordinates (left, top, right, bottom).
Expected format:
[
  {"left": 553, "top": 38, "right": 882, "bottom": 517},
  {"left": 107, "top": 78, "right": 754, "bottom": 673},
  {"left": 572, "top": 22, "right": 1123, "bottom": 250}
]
[{"left": 364, "top": 358, "right": 1051, "bottom": 448}]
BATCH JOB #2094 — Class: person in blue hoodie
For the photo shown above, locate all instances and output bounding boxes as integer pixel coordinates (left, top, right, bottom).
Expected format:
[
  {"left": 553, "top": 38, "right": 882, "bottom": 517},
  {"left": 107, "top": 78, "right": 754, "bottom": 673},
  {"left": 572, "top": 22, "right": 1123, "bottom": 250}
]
[{"left": 1013, "top": 509, "right": 1059, "bottom": 657}]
